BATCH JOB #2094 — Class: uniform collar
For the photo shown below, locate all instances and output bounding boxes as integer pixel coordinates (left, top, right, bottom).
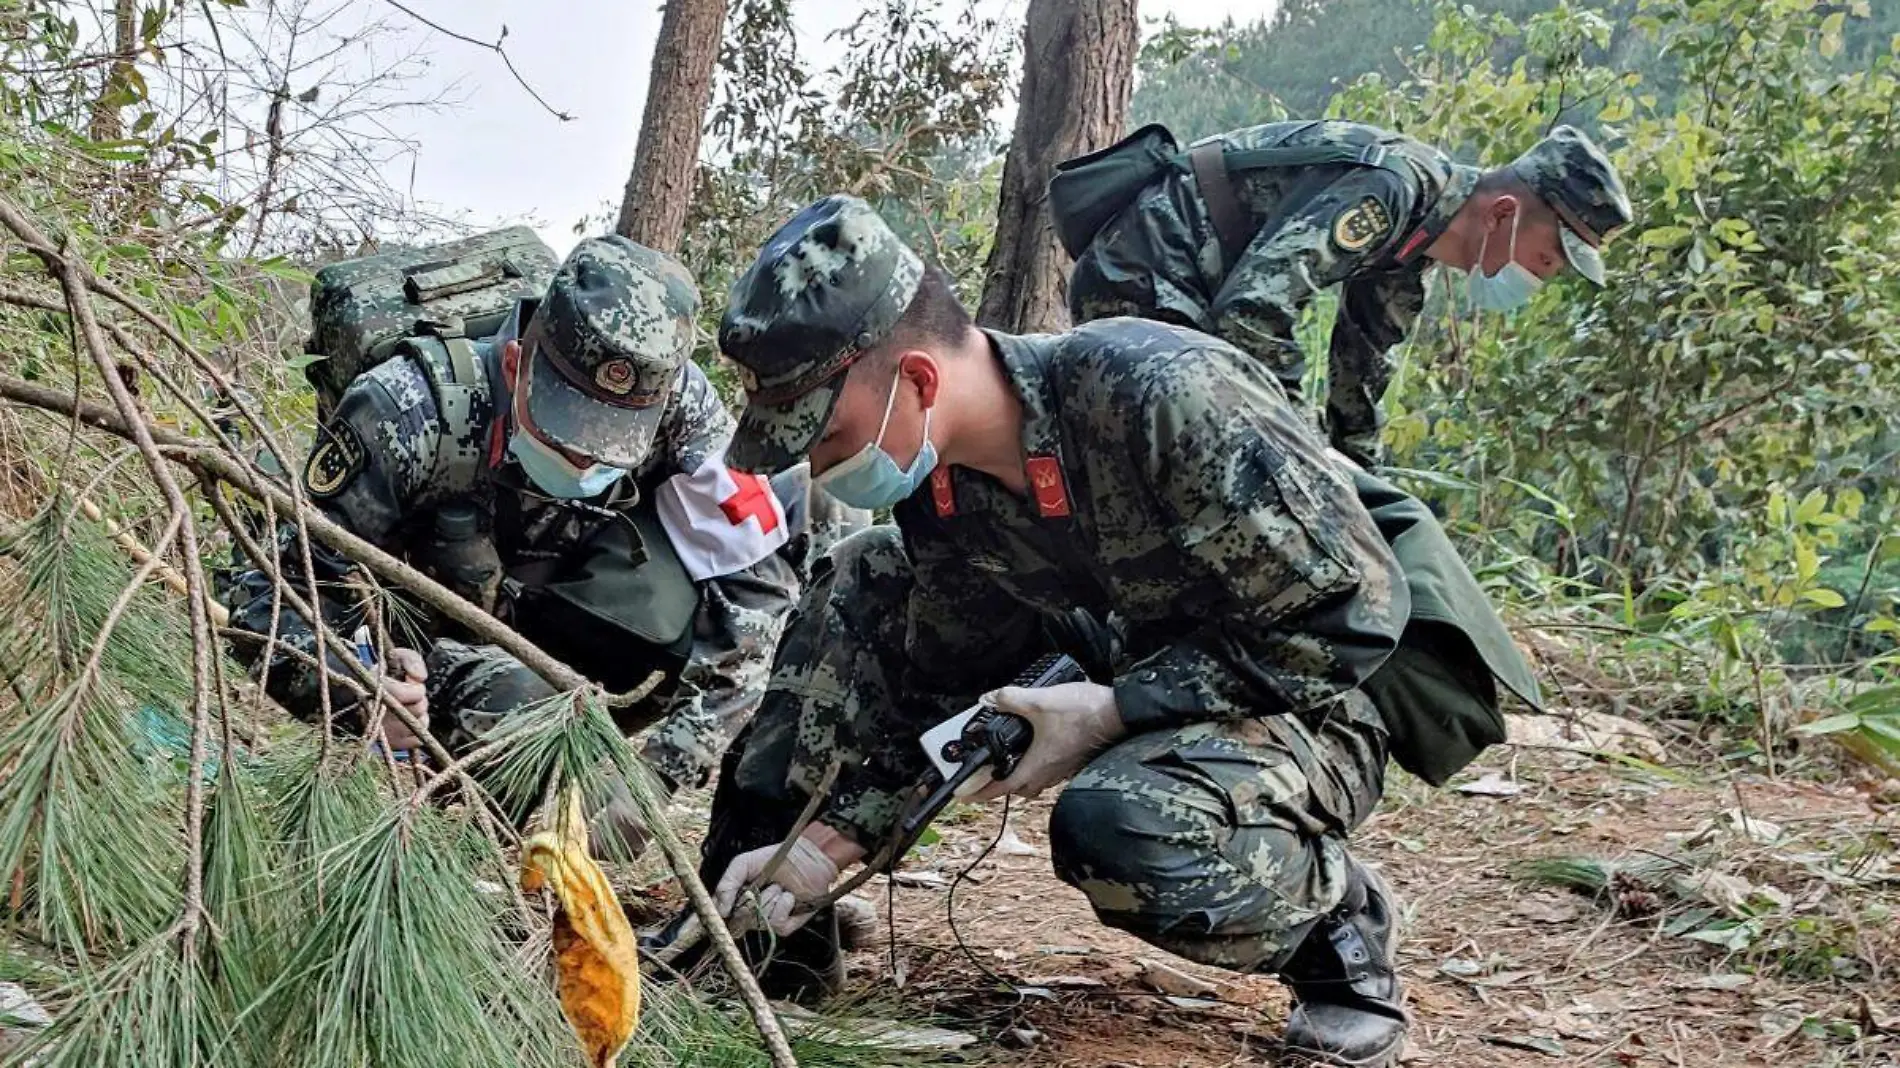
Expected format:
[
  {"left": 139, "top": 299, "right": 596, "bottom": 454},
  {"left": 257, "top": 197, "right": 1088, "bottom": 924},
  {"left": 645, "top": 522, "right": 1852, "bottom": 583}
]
[
  {"left": 924, "top": 331, "right": 1073, "bottom": 521},
  {"left": 1395, "top": 162, "right": 1480, "bottom": 264},
  {"left": 986, "top": 330, "right": 1066, "bottom": 461}
]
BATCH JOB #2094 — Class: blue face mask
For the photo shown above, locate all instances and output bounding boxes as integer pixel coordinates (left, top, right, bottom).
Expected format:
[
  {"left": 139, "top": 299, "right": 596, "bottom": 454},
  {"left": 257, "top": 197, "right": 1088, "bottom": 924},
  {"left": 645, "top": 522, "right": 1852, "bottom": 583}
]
[
  {"left": 815, "top": 368, "right": 938, "bottom": 511},
  {"left": 509, "top": 429, "right": 623, "bottom": 499},
  {"left": 1466, "top": 209, "right": 1544, "bottom": 313}
]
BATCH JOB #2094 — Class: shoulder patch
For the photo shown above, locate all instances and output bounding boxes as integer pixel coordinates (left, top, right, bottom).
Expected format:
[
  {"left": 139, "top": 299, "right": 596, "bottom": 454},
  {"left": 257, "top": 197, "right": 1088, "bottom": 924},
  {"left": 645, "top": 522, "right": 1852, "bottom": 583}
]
[
  {"left": 305, "top": 421, "right": 367, "bottom": 498},
  {"left": 1332, "top": 196, "right": 1393, "bottom": 252}
]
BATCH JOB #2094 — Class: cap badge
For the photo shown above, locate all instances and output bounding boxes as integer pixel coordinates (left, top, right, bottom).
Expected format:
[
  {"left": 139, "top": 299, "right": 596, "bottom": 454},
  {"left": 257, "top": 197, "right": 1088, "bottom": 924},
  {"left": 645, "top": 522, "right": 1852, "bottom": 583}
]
[{"left": 595, "top": 358, "right": 636, "bottom": 396}]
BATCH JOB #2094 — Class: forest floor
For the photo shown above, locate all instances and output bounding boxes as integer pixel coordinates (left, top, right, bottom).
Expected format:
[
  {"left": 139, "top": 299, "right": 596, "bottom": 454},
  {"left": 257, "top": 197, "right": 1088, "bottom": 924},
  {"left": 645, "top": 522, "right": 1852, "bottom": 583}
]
[{"left": 646, "top": 733, "right": 1900, "bottom": 1067}]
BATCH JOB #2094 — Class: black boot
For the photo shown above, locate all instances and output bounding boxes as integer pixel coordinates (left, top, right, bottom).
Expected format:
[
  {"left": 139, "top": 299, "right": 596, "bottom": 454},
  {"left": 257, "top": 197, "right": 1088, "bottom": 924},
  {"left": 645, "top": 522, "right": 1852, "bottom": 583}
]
[
  {"left": 1278, "top": 857, "right": 1408, "bottom": 1067},
  {"left": 638, "top": 736, "right": 843, "bottom": 1002}
]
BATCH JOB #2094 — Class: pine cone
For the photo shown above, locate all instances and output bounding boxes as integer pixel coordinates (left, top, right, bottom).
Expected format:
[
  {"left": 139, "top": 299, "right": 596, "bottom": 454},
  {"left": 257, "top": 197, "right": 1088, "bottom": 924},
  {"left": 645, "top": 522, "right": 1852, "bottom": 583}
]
[{"left": 1609, "top": 870, "right": 1663, "bottom": 916}]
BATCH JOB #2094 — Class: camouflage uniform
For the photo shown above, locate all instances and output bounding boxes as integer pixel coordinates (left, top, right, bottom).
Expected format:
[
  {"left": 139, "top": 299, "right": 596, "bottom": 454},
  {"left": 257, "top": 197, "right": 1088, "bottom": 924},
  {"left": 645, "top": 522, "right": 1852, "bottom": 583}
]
[
  {"left": 717, "top": 196, "right": 1409, "bottom": 970},
  {"left": 1064, "top": 120, "right": 1631, "bottom": 468},
  {"left": 225, "top": 236, "right": 809, "bottom": 791}
]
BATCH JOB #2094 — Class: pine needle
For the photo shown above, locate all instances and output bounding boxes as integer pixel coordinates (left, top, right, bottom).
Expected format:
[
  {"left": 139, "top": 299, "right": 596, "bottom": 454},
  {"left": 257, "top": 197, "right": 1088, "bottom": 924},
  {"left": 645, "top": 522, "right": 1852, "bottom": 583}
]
[
  {"left": 199, "top": 761, "right": 287, "bottom": 1064},
  {"left": 263, "top": 803, "right": 577, "bottom": 1068},
  {"left": 468, "top": 688, "right": 668, "bottom": 838},
  {"left": 1, "top": 931, "right": 229, "bottom": 1068},
  {"left": 0, "top": 509, "right": 187, "bottom": 955}
]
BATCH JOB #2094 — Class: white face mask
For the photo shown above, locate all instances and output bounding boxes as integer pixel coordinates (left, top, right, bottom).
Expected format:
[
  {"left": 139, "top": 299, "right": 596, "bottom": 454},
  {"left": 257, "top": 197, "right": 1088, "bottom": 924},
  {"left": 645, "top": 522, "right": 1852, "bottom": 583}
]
[{"left": 1464, "top": 205, "right": 1543, "bottom": 313}]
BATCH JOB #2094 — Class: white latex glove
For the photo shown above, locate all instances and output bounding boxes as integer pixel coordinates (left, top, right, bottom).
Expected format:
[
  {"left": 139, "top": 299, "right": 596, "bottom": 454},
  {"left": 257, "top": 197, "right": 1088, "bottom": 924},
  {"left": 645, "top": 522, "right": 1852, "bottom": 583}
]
[
  {"left": 374, "top": 647, "right": 428, "bottom": 748},
  {"left": 713, "top": 836, "right": 840, "bottom": 937},
  {"left": 969, "top": 681, "right": 1127, "bottom": 803}
]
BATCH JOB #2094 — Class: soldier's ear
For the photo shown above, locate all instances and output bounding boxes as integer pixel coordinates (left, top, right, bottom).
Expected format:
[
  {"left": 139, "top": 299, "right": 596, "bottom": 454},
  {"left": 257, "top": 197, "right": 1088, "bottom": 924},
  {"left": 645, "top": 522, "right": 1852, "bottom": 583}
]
[
  {"left": 1485, "top": 194, "right": 1521, "bottom": 231},
  {"left": 500, "top": 339, "right": 523, "bottom": 381},
  {"left": 897, "top": 351, "right": 940, "bottom": 410}
]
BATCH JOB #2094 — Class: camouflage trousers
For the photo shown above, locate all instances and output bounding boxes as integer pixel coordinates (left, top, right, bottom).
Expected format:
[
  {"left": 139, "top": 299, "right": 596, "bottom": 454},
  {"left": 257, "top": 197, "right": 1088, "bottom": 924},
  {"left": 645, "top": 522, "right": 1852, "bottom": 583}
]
[
  {"left": 424, "top": 639, "right": 705, "bottom": 790},
  {"left": 731, "top": 526, "right": 1390, "bottom": 974},
  {"left": 423, "top": 638, "right": 674, "bottom": 859}
]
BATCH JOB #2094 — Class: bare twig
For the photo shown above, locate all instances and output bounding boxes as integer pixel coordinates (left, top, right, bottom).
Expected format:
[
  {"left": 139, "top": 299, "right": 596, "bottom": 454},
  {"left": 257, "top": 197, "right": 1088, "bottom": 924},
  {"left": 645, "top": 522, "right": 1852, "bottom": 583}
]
[{"left": 376, "top": 0, "right": 573, "bottom": 121}]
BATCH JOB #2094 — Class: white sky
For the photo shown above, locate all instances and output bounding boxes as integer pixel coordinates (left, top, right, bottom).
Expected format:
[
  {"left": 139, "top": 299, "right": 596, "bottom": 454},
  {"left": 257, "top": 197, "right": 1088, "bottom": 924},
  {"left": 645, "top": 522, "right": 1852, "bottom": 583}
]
[{"left": 368, "top": 0, "right": 1277, "bottom": 254}]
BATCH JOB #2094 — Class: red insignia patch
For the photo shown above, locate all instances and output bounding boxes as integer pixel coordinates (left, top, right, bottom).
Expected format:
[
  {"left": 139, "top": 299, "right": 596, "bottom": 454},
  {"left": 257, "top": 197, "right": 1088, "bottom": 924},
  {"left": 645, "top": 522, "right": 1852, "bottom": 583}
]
[
  {"left": 930, "top": 467, "right": 956, "bottom": 518},
  {"left": 1024, "top": 456, "right": 1070, "bottom": 518}
]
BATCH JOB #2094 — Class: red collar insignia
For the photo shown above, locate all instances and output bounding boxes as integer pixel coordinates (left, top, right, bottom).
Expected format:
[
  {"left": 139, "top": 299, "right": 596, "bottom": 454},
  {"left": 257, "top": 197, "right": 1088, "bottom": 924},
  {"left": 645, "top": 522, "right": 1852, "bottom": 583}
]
[
  {"left": 1024, "top": 456, "right": 1071, "bottom": 518},
  {"left": 930, "top": 466, "right": 957, "bottom": 518}
]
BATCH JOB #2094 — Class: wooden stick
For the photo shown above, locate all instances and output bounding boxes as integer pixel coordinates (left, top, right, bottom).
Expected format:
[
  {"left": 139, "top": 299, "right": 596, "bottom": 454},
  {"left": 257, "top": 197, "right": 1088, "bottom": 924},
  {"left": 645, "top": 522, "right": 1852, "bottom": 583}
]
[{"left": 75, "top": 495, "right": 230, "bottom": 627}]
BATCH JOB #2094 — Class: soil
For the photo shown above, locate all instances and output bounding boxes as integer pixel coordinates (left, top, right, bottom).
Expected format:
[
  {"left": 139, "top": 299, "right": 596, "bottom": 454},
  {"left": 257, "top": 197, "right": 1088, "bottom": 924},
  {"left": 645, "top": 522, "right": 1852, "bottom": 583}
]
[{"left": 795, "top": 745, "right": 1900, "bottom": 1067}]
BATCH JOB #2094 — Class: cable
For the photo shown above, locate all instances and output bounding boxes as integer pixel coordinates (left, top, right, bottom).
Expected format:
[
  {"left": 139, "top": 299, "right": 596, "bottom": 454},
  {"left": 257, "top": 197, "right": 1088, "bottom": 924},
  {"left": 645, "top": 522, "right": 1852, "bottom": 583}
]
[{"left": 946, "top": 794, "right": 1020, "bottom": 994}]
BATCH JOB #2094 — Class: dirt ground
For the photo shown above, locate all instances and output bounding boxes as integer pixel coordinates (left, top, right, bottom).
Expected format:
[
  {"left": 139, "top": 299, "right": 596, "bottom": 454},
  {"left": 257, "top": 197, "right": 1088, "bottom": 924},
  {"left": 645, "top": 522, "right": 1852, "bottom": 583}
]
[{"left": 781, "top": 744, "right": 1900, "bottom": 1067}]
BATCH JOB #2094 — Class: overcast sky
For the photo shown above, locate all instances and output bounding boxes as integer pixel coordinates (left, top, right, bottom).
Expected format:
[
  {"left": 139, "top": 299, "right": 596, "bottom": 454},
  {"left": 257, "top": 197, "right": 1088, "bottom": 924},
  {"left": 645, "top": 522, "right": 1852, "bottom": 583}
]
[{"left": 361, "top": 0, "right": 1275, "bottom": 254}]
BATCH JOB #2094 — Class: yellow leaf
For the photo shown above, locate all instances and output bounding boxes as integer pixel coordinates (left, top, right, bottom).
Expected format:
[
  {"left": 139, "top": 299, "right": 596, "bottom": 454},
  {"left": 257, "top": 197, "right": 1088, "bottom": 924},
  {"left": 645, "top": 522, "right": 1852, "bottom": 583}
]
[
  {"left": 521, "top": 789, "right": 641, "bottom": 1068},
  {"left": 1796, "top": 538, "right": 1820, "bottom": 584}
]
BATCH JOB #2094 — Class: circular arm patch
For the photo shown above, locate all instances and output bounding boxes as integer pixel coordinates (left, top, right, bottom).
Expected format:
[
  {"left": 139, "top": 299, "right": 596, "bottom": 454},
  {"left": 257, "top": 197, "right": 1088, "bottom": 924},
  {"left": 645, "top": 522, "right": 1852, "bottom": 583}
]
[{"left": 1332, "top": 196, "right": 1393, "bottom": 252}]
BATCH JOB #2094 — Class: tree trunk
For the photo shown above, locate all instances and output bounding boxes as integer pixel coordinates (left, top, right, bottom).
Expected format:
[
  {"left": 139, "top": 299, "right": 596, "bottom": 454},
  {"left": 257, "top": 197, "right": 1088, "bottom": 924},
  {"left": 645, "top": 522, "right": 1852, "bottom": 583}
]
[
  {"left": 614, "top": 0, "right": 729, "bottom": 253},
  {"left": 976, "top": 0, "right": 1138, "bottom": 334},
  {"left": 89, "top": 0, "right": 139, "bottom": 142}
]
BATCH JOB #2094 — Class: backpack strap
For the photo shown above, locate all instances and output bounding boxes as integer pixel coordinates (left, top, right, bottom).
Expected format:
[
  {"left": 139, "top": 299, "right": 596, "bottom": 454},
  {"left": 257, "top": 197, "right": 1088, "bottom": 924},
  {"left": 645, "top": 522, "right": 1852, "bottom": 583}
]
[
  {"left": 1190, "top": 140, "right": 1253, "bottom": 274},
  {"left": 1187, "top": 139, "right": 1420, "bottom": 273},
  {"left": 1219, "top": 139, "right": 1403, "bottom": 177},
  {"left": 401, "top": 324, "right": 495, "bottom": 495}
]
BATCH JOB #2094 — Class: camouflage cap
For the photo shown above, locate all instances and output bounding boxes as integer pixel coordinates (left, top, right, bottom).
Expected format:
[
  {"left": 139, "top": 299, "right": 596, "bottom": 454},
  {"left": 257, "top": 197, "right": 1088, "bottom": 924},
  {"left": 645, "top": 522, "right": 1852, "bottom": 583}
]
[
  {"left": 1508, "top": 125, "right": 1632, "bottom": 286},
  {"left": 719, "top": 195, "right": 924, "bottom": 474},
  {"left": 521, "top": 234, "right": 699, "bottom": 468}
]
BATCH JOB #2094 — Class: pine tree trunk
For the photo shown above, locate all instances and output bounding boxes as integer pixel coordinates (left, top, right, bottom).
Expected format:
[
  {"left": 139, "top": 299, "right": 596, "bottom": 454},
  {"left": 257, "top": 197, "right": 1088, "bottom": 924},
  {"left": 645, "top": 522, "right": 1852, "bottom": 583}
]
[
  {"left": 614, "top": 0, "right": 728, "bottom": 253},
  {"left": 975, "top": 0, "right": 1137, "bottom": 334},
  {"left": 89, "top": 0, "right": 138, "bottom": 142}
]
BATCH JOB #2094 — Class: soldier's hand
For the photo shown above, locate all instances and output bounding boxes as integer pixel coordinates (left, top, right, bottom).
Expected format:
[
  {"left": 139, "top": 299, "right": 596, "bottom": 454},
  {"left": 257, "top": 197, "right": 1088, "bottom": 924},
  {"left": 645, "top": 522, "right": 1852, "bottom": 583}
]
[
  {"left": 374, "top": 647, "right": 428, "bottom": 748},
  {"left": 969, "top": 681, "right": 1126, "bottom": 803},
  {"left": 714, "top": 836, "right": 840, "bottom": 937}
]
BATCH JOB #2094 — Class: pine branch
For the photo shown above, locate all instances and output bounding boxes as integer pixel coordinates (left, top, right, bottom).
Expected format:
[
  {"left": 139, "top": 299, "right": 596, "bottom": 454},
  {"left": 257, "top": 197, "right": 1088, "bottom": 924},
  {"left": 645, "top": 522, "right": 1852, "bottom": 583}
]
[{"left": 0, "top": 194, "right": 795, "bottom": 1057}]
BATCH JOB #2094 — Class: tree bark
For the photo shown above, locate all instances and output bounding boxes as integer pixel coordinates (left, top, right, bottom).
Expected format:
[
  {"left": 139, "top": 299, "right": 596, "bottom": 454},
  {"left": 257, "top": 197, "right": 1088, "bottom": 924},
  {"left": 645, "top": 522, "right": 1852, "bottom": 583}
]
[
  {"left": 614, "top": 0, "right": 729, "bottom": 253},
  {"left": 89, "top": 0, "right": 139, "bottom": 142},
  {"left": 976, "top": 0, "right": 1138, "bottom": 334}
]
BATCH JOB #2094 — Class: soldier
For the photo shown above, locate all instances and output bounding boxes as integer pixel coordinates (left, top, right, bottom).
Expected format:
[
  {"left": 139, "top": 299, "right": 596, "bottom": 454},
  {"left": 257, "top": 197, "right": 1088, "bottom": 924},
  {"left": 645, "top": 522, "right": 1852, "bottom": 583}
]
[
  {"left": 224, "top": 235, "right": 818, "bottom": 854},
  {"left": 636, "top": 194, "right": 1542, "bottom": 1067},
  {"left": 1057, "top": 121, "right": 1632, "bottom": 467}
]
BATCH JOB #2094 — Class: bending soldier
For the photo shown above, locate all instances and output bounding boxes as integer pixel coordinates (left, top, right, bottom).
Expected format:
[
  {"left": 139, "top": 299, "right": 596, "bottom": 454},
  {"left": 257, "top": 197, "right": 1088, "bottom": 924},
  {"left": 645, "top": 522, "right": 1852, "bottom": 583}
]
[
  {"left": 224, "top": 236, "right": 824, "bottom": 854},
  {"left": 647, "top": 197, "right": 1535, "bottom": 1066},
  {"left": 1057, "top": 121, "right": 1632, "bottom": 466}
]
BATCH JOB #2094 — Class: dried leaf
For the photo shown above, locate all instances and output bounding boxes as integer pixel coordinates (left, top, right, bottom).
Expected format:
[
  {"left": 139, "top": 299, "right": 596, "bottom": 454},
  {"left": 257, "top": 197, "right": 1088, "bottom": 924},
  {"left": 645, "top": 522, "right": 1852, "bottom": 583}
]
[
  {"left": 1137, "top": 958, "right": 1219, "bottom": 998},
  {"left": 520, "top": 789, "right": 641, "bottom": 1068},
  {"left": 1457, "top": 772, "right": 1523, "bottom": 797}
]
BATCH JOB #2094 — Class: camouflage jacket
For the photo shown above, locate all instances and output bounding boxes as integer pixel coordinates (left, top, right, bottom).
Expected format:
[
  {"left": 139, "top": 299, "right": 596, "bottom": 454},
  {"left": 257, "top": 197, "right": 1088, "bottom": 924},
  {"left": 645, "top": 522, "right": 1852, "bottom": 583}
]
[
  {"left": 1068, "top": 119, "right": 1479, "bottom": 467},
  {"left": 808, "top": 316, "right": 1409, "bottom": 841},
  {"left": 224, "top": 335, "right": 801, "bottom": 758}
]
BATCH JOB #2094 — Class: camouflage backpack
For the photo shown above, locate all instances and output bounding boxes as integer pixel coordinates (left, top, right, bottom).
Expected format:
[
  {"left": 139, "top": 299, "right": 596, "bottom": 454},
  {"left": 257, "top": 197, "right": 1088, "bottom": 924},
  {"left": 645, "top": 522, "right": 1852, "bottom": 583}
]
[{"left": 303, "top": 227, "right": 559, "bottom": 418}]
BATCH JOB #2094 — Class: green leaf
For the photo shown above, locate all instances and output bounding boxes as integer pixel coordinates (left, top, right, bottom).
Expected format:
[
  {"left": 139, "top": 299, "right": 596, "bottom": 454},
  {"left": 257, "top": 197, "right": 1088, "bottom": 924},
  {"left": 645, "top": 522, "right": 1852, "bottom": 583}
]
[
  {"left": 1820, "top": 12, "right": 1845, "bottom": 58},
  {"left": 1767, "top": 489, "right": 1788, "bottom": 527},
  {"left": 285, "top": 353, "right": 327, "bottom": 372},
  {"left": 1796, "top": 539, "right": 1820, "bottom": 584},
  {"left": 1794, "top": 488, "right": 1827, "bottom": 525},
  {"left": 1797, "top": 712, "right": 1863, "bottom": 736},
  {"left": 1641, "top": 225, "right": 1693, "bottom": 249},
  {"left": 1801, "top": 587, "right": 1846, "bottom": 609}
]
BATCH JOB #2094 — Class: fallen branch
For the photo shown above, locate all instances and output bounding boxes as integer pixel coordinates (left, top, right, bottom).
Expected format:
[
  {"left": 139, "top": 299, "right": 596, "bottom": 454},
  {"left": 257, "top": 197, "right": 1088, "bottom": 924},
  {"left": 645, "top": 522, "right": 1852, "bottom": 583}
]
[{"left": 0, "top": 373, "right": 792, "bottom": 1064}]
